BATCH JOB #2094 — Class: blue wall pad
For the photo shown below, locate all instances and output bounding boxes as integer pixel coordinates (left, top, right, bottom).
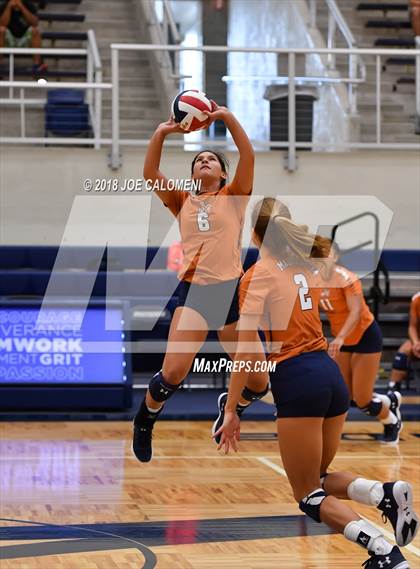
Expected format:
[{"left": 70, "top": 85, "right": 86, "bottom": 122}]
[{"left": 1, "top": 389, "right": 419, "bottom": 422}]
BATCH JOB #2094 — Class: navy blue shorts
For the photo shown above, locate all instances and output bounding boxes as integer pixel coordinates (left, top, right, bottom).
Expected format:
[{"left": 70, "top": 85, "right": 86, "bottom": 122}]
[
  {"left": 270, "top": 351, "right": 350, "bottom": 419},
  {"left": 176, "top": 278, "right": 240, "bottom": 330},
  {"left": 340, "top": 320, "right": 382, "bottom": 353}
]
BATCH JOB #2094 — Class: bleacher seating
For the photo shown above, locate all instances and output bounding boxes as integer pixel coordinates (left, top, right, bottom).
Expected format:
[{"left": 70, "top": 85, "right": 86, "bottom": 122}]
[
  {"left": 9, "top": 68, "right": 86, "bottom": 78},
  {"left": 394, "top": 76, "right": 415, "bottom": 91},
  {"left": 39, "top": 13, "right": 85, "bottom": 23},
  {"left": 45, "top": 89, "right": 91, "bottom": 135},
  {"left": 357, "top": 3, "right": 409, "bottom": 12},
  {"left": 353, "top": 0, "right": 417, "bottom": 96},
  {"left": 315, "top": 0, "right": 418, "bottom": 140},
  {"left": 0, "top": 1, "right": 87, "bottom": 81},
  {"left": 385, "top": 56, "right": 415, "bottom": 66},
  {"left": 0, "top": 0, "right": 90, "bottom": 139},
  {"left": 42, "top": 31, "right": 88, "bottom": 42},
  {"left": 374, "top": 37, "right": 415, "bottom": 47},
  {"left": 366, "top": 19, "right": 411, "bottom": 29},
  {"left": 34, "top": 0, "right": 82, "bottom": 5}
]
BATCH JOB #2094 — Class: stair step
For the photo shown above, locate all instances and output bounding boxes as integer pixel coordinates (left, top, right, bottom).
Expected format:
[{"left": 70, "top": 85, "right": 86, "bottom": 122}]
[
  {"left": 101, "top": 60, "right": 151, "bottom": 74},
  {"left": 366, "top": 19, "right": 411, "bottom": 29},
  {"left": 39, "top": 12, "right": 85, "bottom": 22},
  {"left": 102, "top": 129, "right": 156, "bottom": 138},
  {"left": 43, "top": 31, "right": 88, "bottom": 41},
  {"left": 374, "top": 37, "right": 416, "bottom": 47},
  {"left": 82, "top": 1, "right": 139, "bottom": 18},
  {"left": 100, "top": 56, "right": 150, "bottom": 67},
  {"left": 102, "top": 92, "right": 159, "bottom": 105},
  {"left": 103, "top": 107, "right": 162, "bottom": 120},
  {"left": 36, "top": 0, "right": 82, "bottom": 4},
  {"left": 0, "top": 66, "right": 86, "bottom": 78},
  {"left": 385, "top": 57, "right": 415, "bottom": 66},
  {"left": 103, "top": 99, "right": 162, "bottom": 109},
  {"left": 361, "top": 132, "right": 420, "bottom": 142},
  {"left": 357, "top": 3, "right": 408, "bottom": 12},
  {"left": 361, "top": 120, "right": 415, "bottom": 131},
  {"left": 358, "top": 102, "right": 405, "bottom": 112},
  {"left": 326, "top": 0, "right": 418, "bottom": 143},
  {"left": 102, "top": 117, "right": 160, "bottom": 128},
  {"left": 396, "top": 75, "right": 415, "bottom": 84}
]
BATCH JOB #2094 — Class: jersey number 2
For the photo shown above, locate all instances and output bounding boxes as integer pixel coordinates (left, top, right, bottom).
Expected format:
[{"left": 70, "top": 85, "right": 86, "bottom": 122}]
[{"left": 294, "top": 273, "right": 313, "bottom": 311}]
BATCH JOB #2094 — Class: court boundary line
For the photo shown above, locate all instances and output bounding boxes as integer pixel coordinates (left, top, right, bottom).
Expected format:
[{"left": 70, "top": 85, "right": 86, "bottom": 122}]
[
  {"left": 0, "top": 454, "right": 418, "bottom": 461},
  {"left": 256, "top": 455, "right": 420, "bottom": 558},
  {"left": 0, "top": 517, "right": 157, "bottom": 568},
  {"left": 257, "top": 457, "right": 287, "bottom": 477}
]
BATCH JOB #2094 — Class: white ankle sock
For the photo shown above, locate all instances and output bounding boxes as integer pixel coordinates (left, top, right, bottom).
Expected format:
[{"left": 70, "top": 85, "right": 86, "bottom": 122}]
[
  {"left": 374, "top": 392, "right": 391, "bottom": 410},
  {"left": 381, "top": 412, "right": 398, "bottom": 425},
  {"left": 344, "top": 519, "right": 393, "bottom": 555},
  {"left": 347, "top": 478, "right": 384, "bottom": 506},
  {"left": 147, "top": 403, "right": 163, "bottom": 414}
]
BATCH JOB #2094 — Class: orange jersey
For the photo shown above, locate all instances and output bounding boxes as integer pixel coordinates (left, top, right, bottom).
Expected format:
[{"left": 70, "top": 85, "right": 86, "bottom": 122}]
[
  {"left": 159, "top": 183, "right": 249, "bottom": 284},
  {"left": 239, "top": 257, "right": 327, "bottom": 364},
  {"left": 319, "top": 265, "right": 374, "bottom": 346},
  {"left": 410, "top": 292, "right": 420, "bottom": 333}
]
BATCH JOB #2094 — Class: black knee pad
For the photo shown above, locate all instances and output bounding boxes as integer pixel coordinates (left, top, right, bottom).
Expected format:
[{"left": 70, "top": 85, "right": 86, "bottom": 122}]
[
  {"left": 392, "top": 352, "right": 409, "bottom": 371},
  {"left": 241, "top": 384, "right": 269, "bottom": 403},
  {"left": 148, "top": 371, "right": 181, "bottom": 403},
  {"left": 299, "top": 488, "right": 327, "bottom": 523},
  {"left": 359, "top": 398, "right": 382, "bottom": 417}
]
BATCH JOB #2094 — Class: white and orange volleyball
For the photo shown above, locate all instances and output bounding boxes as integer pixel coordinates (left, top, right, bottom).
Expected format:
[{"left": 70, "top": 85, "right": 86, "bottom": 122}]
[{"left": 171, "top": 90, "right": 216, "bottom": 132}]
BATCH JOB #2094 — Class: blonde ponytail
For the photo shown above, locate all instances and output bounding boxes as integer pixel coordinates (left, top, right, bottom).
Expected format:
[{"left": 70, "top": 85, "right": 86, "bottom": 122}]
[{"left": 252, "top": 198, "right": 331, "bottom": 262}]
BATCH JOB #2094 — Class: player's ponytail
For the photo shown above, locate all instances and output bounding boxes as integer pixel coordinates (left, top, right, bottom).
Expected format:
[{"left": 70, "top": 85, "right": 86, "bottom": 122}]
[
  {"left": 273, "top": 216, "right": 331, "bottom": 261},
  {"left": 252, "top": 198, "right": 331, "bottom": 261}
]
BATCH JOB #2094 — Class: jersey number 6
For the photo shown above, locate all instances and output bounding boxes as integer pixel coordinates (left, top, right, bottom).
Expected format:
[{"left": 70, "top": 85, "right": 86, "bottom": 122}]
[
  {"left": 197, "top": 211, "right": 210, "bottom": 232},
  {"left": 294, "top": 273, "right": 313, "bottom": 311}
]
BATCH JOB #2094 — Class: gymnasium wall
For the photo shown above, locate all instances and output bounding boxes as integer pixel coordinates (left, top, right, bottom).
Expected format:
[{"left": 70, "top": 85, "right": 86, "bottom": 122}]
[{"left": 1, "top": 146, "right": 419, "bottom": 252}]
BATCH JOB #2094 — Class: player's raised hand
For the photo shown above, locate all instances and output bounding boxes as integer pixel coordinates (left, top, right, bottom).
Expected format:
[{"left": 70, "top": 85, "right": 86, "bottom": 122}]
[
  {"left": 213, "top": 410, "right": 241, "bottom": 454},
  {"left": 157, "top": 117, "right": 184, "bottom": 135},
  {"left": 202, "top": 102, "right": 230, "bottom": 123}
]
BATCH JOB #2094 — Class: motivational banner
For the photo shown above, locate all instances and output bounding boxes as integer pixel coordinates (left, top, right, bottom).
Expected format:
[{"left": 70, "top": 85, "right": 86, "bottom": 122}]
[{"left": 0, "top": 306, "right": 126, "bottom": 384}]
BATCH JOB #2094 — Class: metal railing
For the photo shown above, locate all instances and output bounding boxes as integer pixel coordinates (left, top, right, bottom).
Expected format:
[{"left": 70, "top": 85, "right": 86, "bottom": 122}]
[
  {"left": 331, "top": 211, "right": 390, "bottom": 319},
  {"left": 87, "top": 29, "right": 103, "bottom": 149},
  {"left": 0, "top": 30, "right": 108, "bottom": 148},
  {"left": 1, "top": 42, "right": 419, "bottom": 168},
  {"left": 109, "top": 43, "right": 420, "bottom": 170},
  {"left": 309, "top": 0, "right": 366, "bottom": 114},
  {"left": 144, "top": 0, "right": 182, "bottom": 81},
  {"left": 160, "top": 0, "right": 182, "bottom": 80}
]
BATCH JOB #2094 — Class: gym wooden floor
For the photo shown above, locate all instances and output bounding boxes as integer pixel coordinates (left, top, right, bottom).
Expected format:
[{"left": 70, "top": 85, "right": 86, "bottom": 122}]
[{"left": 1, "top": 418, "right": 419, "bottom": 568}]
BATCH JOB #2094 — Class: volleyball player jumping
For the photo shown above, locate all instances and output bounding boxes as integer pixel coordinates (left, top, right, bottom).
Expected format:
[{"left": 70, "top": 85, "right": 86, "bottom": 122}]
[
  {"left": 214, "top": 198, "right": 418, "bottom": 569},
  {"left": 132, "top": 106, "right": 268, "bottom": 462}
]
